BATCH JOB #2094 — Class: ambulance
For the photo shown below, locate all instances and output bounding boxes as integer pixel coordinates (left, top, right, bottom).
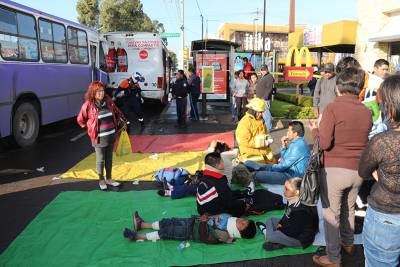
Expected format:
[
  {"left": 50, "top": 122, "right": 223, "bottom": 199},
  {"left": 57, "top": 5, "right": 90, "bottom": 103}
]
[{"left": 101, "top": 32, "right": 171, "bottom": 103}]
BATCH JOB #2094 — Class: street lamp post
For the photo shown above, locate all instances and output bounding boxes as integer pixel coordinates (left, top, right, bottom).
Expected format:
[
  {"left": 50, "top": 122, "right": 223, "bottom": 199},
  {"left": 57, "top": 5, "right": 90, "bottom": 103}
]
[{"left": 262, "top": 0, "right": 266, "bottom": 64}]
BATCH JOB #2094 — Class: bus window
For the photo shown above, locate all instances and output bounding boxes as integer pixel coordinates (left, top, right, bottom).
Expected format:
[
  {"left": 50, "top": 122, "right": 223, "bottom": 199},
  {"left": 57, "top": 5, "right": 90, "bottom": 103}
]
[
  {"left": 39, "top": 19, "right": 67, "bottom": 63},
  {"left": 67, "top": 27, "right": 88, "bottom": 64},
  {"left": 0, "top": 7, "right": 38, "bottom": 61}
]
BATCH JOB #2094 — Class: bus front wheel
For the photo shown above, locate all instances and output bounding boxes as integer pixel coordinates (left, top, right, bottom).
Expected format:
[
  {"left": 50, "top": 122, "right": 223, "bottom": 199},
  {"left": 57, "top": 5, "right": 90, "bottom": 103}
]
[{"left": 12, "top": 102, "right": 40, "bottom": 148}]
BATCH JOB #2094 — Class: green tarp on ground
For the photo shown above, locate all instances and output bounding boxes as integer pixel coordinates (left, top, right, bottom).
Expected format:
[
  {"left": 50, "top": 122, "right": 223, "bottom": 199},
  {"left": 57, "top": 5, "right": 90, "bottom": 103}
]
[{"left": 0, "top": 191, "right": 317, "bottom": 267}]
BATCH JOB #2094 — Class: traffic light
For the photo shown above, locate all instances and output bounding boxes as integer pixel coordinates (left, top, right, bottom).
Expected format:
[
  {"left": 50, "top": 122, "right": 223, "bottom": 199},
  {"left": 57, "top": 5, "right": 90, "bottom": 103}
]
[{"left": 183, "top": 47, "right": 189, "bottom": 60}]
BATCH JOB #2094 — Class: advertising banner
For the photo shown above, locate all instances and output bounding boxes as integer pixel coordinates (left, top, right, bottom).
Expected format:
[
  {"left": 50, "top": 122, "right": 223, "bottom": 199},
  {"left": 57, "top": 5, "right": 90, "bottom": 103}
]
[
  {"left": 195, "top": 53, "right": 228, "bottom": 100},
  {"left": 201, "top": 66, "right": 214, "bottom": 93}
]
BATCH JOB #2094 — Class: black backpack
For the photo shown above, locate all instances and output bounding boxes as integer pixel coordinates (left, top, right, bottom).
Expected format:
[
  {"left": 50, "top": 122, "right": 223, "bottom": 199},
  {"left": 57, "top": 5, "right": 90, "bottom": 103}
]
[{"left": 300, "top": 138, "right": 322, "bottom": 206}]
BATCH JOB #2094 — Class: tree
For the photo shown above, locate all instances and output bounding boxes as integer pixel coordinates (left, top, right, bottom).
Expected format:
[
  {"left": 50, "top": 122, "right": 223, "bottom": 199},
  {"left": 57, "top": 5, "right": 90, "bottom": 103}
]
[
  {"left": 76, "top": 0, "right": 99, "bottom": 28},
  {"left": 169, "top": 51, "right": 178, "bottom": 72},
  {"left": 99, "top": 0, "right": 157, "bottom": 33}
]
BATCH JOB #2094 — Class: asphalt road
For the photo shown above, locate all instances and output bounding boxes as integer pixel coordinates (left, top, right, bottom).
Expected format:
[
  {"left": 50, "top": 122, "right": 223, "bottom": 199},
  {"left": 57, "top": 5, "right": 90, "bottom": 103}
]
[{"left": 0, "top": 102, "right": 165, "bottom": 185}]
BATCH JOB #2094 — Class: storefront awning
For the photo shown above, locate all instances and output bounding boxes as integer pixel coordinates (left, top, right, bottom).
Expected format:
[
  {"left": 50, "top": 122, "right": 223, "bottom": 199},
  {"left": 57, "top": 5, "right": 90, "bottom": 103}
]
[
  {"left": 369, "top": 34, "right": 400, "bottom": 42},
  {"left": 288, "top": 20, "right": 357, "bottom": 53}
]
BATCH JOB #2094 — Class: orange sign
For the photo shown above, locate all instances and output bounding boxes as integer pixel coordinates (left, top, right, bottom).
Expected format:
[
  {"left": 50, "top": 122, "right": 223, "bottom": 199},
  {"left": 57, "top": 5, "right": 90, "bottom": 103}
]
[{"left": 284, "top": 67, "right": 314, "bottom": 81}]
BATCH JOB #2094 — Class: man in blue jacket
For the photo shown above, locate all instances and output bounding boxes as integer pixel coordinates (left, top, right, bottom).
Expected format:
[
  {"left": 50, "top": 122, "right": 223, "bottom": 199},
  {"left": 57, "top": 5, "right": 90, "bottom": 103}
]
[{"left": 244, "top": 121, "right": 310, "bottom": 184}]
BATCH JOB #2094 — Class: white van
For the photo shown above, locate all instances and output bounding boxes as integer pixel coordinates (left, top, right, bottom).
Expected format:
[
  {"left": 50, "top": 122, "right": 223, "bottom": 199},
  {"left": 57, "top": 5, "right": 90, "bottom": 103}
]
[{"left": 100, "top": 32, "right": 170, "bottom": 103}]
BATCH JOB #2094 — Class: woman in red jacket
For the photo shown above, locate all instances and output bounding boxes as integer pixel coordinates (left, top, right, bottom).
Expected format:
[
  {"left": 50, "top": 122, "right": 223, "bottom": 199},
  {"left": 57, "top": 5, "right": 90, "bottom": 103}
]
[{"left": 77, "top": 81, "right": 127, "bottom": 190}]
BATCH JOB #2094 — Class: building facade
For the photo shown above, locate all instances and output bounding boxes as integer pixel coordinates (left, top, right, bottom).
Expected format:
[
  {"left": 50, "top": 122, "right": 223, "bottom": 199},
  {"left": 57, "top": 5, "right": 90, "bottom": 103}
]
[{"left": 355, "top": 0, "right": 400, "bottom": 71}]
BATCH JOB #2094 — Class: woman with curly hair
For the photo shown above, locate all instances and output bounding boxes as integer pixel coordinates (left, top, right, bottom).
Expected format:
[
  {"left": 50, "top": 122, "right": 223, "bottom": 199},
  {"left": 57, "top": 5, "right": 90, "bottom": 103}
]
[{"left": 77, "top": 81, "right": 128, "bottom": 190}]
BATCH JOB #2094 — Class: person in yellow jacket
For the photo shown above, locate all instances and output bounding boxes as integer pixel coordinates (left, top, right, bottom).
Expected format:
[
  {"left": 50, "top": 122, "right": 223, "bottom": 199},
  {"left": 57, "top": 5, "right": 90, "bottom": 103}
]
[{"left": 235, "top": 97, "right": 276, "bottom": 163}]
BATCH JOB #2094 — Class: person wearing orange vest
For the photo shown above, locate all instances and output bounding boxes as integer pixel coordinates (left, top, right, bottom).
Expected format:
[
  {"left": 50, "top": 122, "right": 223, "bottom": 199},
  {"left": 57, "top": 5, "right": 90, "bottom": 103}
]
[{"left": 114, "top": 75, "right": 144, "bottom": 126}]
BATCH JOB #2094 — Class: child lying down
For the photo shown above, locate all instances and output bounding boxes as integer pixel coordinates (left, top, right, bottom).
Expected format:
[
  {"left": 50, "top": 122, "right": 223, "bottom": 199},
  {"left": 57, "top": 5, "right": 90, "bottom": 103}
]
[{"left": 123, "top": 211, "right": 256, "bottom": 244}]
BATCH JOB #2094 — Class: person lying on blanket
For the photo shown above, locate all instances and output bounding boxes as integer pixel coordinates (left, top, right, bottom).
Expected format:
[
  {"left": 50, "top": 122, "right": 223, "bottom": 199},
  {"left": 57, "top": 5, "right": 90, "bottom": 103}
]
[
  {"left": 123, "top": 211, "right": 256, "bottom": 244},
  {"left": 256, "top": 177, "right": 319, "bottom": 251},
  {"left": 157, "top": 170, "right": 202, "bottom": 199}
]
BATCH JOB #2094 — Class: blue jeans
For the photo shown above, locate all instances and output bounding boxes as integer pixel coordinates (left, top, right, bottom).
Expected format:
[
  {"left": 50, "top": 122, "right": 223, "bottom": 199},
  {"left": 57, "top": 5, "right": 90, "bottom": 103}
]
[
  {"left": 363, "top": 207, "right": 400, "bottom": 267},
  {"left": 263, "top": 100, "right": 273, "bottom": 132},
  {"left": 189, "top": 93, "right": 200, "bottom": 120},
  {"left": 244, "top": 161, "right": 290, "bottom": 185},
  {"left": 159, "top": 217, "right": 194, "bottom": 240},
  {"left": 171, "top": 184, "right": 197, "bottom": 199}
]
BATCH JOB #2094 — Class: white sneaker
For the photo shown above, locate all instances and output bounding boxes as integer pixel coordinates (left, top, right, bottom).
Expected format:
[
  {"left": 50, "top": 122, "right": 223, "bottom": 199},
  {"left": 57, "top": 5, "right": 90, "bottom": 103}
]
[
  {"left": 105, "top": 179, "right": 120, "bottom": 187},
  {"left": 99, "top": 180, "right": 107, "bottom": 190}
]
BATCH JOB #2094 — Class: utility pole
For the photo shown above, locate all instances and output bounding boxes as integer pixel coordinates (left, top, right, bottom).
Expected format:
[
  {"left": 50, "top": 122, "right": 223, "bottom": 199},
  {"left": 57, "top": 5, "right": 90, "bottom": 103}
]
[
  {"left": 201, "top": 14, "right": 207, "bottom": 119},
  {"left": 289, "top": 0, "right": 295, "bottom": 33},
  {"left": 179, "top": 0, "right": 184, "bottom": 70},
  {"left": 262, "top": 0, "right": 266, "bottom": 64}
]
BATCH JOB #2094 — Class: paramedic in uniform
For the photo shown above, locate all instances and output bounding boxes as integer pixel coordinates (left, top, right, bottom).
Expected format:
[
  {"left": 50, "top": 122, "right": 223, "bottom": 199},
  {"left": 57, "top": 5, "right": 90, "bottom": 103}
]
[
  {"left": 172, "top": 70, "right": 189, "bottom": 128},
  {"left": 115, "top": 76, "right": 144, "bottom": 127}
]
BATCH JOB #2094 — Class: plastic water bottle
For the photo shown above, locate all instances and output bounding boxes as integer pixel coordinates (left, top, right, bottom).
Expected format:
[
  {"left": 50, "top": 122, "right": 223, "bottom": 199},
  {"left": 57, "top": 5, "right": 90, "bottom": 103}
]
[
  {"left": 168, "top": 92, "right": 172, "bottom": 102},
  {"left": 177, "top": 241, "right": 190, "bottom": 251}
]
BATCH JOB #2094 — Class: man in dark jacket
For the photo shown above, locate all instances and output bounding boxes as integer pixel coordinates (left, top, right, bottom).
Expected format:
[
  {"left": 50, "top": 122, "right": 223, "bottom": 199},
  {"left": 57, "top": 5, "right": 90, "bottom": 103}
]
[
  {"left": 197, "top": 152, "right": 250, "bottom": 217},
  {"left": 255, "top": 65, "right": 274, "bottom": 131},
  {"left": 172, "top": 70, "right": 189, "bottom": 128},
  {"left": 188, "top": 67, "right": 201, "bottom": 121}
]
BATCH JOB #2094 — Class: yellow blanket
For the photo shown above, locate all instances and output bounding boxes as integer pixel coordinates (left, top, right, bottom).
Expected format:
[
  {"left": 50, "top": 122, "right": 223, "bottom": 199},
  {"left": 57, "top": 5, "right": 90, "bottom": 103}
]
[{"left": 61, "top": 151, "right": 206, "bottom": 181}]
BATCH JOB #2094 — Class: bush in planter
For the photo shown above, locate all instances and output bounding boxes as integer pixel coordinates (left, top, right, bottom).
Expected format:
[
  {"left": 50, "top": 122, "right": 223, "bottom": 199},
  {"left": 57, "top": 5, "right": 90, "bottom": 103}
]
[
  {"left": 276, "top": 92, "right": 297, "bottom": 105},
  {"left": 297, "top": 95, "right": 314, "bottom": 107},
  {"left": 287, "top": 106, "right": 316, "bottom": 119}
]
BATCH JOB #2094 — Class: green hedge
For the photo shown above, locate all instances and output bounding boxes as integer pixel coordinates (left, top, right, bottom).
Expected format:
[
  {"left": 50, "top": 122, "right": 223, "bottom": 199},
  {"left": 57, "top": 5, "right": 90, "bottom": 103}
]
[
  {"left": 275, "top": 92, "right": 314, "bottom": 107},
  {"left": 275, "top": 92, "right": 297, "bottom": 105},
  {"left": 297, "top": 95, "right": 314, "bottom": 107},
  {"left": 271, "top": 99, "right": 316, "bottom": 119}
]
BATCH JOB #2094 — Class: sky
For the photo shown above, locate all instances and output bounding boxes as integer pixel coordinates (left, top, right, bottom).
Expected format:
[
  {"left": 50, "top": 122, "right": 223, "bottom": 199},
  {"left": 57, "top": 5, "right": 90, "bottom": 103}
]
[{"left": 11, "top": 0, "right": 358, "bottom": 53}]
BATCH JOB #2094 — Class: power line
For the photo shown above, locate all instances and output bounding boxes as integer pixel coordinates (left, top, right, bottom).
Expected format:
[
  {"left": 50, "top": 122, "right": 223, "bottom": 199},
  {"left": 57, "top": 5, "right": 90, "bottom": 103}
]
[{"left": 195, "top": 0, "right": 203, "bottom": 16}]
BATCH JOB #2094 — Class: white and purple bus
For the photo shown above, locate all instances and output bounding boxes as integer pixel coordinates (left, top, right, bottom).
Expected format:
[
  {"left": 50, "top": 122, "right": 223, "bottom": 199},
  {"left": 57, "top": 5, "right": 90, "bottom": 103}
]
[{"left": 0, "top": 0, "right": 108, "bottom": 147}]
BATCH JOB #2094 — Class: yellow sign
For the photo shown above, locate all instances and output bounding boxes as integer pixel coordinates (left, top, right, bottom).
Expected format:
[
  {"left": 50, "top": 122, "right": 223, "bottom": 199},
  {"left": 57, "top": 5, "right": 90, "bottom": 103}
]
[
  {"left": 285, "top": 46, "right": 312, "bottom": 67},
  {"left": 287, "top": 69, "right": 311, "bottom": 77},
  {"left": 202, "top": 66, "right": 214, "bottom": 93}
]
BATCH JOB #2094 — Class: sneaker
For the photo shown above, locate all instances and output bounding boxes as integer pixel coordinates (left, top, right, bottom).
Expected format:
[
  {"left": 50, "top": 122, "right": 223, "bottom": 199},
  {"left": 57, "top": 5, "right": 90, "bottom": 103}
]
[
  {"left": 256, "top": 222, "right": 267, "bottom": 234},
  {"left": 99, "top": 180, "right": 107, "bottom": 190},
  {"left": 133, "top": 211, "right": 144, "bottom": 231},
  {"left": 263, "top": 242, "right": 285, "bottom": 251},
  {"left": 123, "top": 228, "right": 137, "bottom": 241},
  {"left": 105, "top": 179, "right": 120, "bottom": 187}
]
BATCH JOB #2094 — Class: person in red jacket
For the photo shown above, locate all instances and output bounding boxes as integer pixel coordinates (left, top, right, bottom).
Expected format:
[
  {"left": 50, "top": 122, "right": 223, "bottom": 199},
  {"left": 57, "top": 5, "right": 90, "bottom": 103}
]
[
  {"left": 242, "top": 57, "right": 255, "bottom": 80},
  {"left": 77, "top": 81, "right": 128, "bottom": 190}
]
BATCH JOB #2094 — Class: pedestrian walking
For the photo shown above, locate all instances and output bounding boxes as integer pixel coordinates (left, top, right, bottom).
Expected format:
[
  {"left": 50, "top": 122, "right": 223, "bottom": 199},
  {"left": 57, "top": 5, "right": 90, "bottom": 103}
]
[
  {"left": 313, "top": 63, "right": 337, "bottom": 117},
  {"left": 247, "top": 73, "right": 257, "bottom": 101},
  {"left": 172, "top": 70, "right": 189, "bottom": 128},
  {"left": 187, "top": 67, "right": 201, "bottom": 121},
  {"left": 358, "top": 75, "right": 400, "bottom": 267},
  {"left": 77, "top": 81, "right": 128, "bottom": 190},
  {"left": 232, "top": 70, "right": 249, "bottom": 121},
  {"left": 255, "top": 65, "right": 274, "bottom": 132},
  {"left": 309, "top": 68, "right": 372, "bottom": 267}
]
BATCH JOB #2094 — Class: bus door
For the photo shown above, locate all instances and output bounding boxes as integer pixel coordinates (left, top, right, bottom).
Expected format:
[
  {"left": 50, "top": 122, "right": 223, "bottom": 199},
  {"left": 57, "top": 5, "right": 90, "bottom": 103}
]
[{"left": 90, "top": 41, "right": 108, "bottom": 85}]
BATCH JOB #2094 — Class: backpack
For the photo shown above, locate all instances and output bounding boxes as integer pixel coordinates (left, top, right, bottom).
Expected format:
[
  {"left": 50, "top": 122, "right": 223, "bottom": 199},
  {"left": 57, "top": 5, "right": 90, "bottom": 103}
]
[
  {"left": 299, "top": 138, "right": 321, "bottom": 206},
  {"left": 154, "top": 168, "right": 189, "bottom": 185}
]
